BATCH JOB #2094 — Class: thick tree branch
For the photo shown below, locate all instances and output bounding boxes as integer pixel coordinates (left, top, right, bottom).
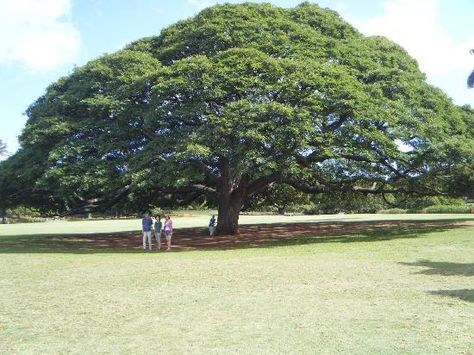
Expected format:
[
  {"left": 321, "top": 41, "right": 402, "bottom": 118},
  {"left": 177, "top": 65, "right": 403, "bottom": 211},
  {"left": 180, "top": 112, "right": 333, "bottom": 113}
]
[
  {"left": 190, "top": 159, "right": 220, "bottom": 183},
  {"left": 285, "top": 172, "right": 448, "bottom": 197},
  {"left": 323, "top": 114, "right": 349, "bottom": 132},
  {"left": 283, "top": 175, "right": 328, "bottom": 194},
  {"left": 247, "top": 172, "right": 283, "bottom": 196},
  {"left": 190, "top": 184, "right": 217, "bottom": 195},
  {"left": 294, "top": 152, "right": 330, "bottom": 166},
  {"left": 61, "top": 184, "right": 131, "bottom": 216}
]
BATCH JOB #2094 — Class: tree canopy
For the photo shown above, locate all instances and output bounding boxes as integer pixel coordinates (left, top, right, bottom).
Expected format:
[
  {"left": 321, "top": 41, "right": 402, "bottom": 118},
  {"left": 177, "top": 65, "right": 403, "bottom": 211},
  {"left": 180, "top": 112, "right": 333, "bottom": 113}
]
[{"left": 1, "top": 2, "right": 472, "bottom": 233}]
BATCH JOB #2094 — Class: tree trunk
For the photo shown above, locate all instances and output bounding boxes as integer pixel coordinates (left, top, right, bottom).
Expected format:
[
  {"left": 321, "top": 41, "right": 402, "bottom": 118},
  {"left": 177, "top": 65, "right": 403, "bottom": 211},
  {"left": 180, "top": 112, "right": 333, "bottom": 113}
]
[
  {"left": 278, "top": 207, "right": 286, "bottom": 215},
  {"left": 214, "top": 157, "right": 247, "bottom": 235},
  {"left": 1, "top": 208, "right": 8, "bottom": 224},
  {"left": 216, "top": 194, "right": 242, "bottom": 235}
]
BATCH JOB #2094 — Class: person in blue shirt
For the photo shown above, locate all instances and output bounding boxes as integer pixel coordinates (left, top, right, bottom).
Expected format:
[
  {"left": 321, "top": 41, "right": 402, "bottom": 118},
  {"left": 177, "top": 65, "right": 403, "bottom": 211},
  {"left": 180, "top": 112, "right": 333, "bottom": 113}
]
[
  {"left": 142, "top": 212, "right": 154, "bottom": 250},
  {"left": 154, "top": 215, "right": 163, "bottom": 250}
]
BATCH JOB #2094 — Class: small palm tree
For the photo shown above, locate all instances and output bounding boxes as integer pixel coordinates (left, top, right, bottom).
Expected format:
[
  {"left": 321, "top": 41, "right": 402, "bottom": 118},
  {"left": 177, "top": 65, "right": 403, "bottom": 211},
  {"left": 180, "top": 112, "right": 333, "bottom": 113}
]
[{"left": 468, "top": 49, "right": 474, "bottom": 88}]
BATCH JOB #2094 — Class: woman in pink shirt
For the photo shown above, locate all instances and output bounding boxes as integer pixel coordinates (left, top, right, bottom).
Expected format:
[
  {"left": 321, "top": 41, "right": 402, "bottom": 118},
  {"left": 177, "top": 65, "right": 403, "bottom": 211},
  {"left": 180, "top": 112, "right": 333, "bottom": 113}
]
[{"left": 164, "top": 215, "right": 173, "bottom": 251}]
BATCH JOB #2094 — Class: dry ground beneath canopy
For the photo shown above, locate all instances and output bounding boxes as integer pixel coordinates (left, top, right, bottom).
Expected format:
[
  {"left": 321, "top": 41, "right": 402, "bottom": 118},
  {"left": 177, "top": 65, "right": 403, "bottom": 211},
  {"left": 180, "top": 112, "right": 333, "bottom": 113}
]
[{"left": 31, "top": 219, "right": 472, "bottom": 252}]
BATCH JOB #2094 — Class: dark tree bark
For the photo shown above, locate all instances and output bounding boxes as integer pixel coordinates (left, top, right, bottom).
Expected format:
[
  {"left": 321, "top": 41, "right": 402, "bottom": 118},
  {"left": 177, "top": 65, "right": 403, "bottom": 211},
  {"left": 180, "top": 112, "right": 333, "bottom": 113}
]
[
  {"left": 277, "top": 207, "right": 286, "bottom": 215},
  {"left": 214, "top": 157, "right": 245, "bottom": 235},
  {"left": 1, "top": 208, "right": 8, "bottom": 224},
  {"left": 216, "top": 193, "right": 243, "bottom": 235}
]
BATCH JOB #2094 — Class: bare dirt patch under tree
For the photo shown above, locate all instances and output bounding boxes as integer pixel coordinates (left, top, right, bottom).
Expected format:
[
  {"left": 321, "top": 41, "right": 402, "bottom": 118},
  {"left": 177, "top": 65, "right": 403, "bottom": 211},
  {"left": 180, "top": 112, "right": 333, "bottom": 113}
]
[{"left": 37, "top": 220, "right": 472, "bottom": 252}]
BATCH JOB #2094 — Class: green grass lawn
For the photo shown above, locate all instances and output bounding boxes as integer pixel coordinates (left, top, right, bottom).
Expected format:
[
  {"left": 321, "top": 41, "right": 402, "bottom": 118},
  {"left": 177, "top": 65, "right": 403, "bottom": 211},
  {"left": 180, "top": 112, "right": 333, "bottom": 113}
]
[{"left": 0, "top": 214, "right": 473, "bottom": 354}]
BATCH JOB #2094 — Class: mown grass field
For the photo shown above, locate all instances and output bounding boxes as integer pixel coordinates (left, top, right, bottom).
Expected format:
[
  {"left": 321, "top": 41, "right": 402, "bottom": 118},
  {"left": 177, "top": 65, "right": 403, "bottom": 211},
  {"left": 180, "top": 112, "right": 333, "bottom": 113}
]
[{"left": 0, "top": 214, "right": 473, "bottom": 354}]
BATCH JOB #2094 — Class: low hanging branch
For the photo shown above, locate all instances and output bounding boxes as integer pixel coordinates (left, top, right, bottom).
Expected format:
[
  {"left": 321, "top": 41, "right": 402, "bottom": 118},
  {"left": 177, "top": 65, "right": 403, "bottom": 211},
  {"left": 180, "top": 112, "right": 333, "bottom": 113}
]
[{"left": 60, "top": 185, "right": 132, "bottom": 217}]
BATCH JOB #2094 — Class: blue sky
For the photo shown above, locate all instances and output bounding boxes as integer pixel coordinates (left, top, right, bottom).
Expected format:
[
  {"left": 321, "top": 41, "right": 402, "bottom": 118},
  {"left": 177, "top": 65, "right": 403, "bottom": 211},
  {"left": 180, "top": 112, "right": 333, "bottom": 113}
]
[{"left": 1, "top": 0, "right": 473, "bottom": 157}]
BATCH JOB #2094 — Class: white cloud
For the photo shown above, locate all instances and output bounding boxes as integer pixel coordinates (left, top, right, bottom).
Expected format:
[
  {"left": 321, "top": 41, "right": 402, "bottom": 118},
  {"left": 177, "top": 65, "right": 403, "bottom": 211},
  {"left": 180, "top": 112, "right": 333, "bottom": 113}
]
[
  {"left": 347, "top": 0, "right": 474, "bottom": 105},
  {"left": 0, "top": 0, "right": 80, "bottom": 70}
]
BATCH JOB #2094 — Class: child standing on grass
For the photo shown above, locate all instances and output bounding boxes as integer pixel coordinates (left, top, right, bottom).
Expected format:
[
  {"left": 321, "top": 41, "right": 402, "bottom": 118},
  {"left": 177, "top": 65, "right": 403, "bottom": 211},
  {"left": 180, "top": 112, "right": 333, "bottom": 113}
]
[
  {"left": 154, "top": 215, "right": 163, "bottom": 250},
  {"left": 142, "top": 212, "right": 153, "bottom": 250},
  {"left": 208, "top": 215, "right": 216, "bottom": 236},
  {"left": 164, "top": 215, "right": 173, "bottom": 251}
]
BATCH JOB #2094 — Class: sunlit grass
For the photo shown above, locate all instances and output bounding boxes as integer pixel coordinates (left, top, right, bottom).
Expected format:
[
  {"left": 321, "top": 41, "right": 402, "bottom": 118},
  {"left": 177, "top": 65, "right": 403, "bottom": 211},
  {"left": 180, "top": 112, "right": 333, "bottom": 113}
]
[{"left": 0, "top": 216, "right": 473, "bottom": 353}]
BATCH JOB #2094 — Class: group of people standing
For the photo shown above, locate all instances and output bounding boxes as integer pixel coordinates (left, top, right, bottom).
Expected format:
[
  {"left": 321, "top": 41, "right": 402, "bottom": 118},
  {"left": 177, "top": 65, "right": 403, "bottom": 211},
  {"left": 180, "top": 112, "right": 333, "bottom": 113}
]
[
  {"left": 141, "top": 213, "right": 218, "bottom": 251},
  {"left": 141, "top": 213, "right": 173, "bottom": 251}
]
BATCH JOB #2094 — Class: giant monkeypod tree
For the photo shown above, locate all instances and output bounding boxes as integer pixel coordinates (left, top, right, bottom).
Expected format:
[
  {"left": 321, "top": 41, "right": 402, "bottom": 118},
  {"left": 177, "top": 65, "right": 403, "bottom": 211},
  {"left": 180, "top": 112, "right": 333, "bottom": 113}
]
[{"left": 1, "top": 3, "right": 472, "bottom": 234}]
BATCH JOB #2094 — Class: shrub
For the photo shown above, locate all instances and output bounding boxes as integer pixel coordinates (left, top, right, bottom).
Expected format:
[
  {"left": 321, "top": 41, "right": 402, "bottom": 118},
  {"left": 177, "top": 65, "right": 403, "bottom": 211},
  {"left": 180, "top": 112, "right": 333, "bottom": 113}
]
[
  {"left": 150, "top": 208, "right": 165, "bottom": 217},
  {"left": 285, "top": 204, "right": 313, "bottom": 214},
  {"left": 422, "top": 205, "right": 470, "bottom": 214},
  {"left": 377, "top": 208, "right": 408, "bottom": 214},
  {"left": 303, "top": 205, "right": 322, "bottom": 215},
  {"left": 6, "top": 216, "right": 46, "bottom": 224}
]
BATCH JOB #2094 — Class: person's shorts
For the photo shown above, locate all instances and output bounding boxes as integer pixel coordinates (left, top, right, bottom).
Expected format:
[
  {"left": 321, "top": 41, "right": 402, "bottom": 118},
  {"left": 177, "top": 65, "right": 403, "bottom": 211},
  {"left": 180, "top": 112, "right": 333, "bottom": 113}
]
[{"left": 165, "top": 230, "right": 172, "bottom": 240}]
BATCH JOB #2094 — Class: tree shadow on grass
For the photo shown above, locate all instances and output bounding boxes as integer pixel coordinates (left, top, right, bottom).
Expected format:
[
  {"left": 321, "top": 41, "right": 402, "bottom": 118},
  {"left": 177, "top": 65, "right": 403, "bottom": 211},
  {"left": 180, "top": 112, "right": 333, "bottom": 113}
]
[
  {"left": 0, "top": 219, "right": 471, "bottom": 254},
  {"left": 399, "top": 260, "right": 474, "bottom": 276},
  {"left": 428, "top": 289, "right": 474, "bottom": 303},
  {"left": 400, "top": 260, "right": 474, "bottom": 303},
  {"left": 0, "top": 232, "right": 145, "bottom": 254}
]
